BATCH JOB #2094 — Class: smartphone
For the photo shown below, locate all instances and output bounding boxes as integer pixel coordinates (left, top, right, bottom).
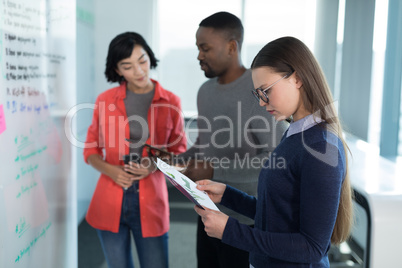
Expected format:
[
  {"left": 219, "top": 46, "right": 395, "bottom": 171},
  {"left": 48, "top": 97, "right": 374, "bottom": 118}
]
[
  {"left": 122, "top": 153, "right": 141, "bottom": 190},
  {"left": 125, "top": 138, "right": 172, "bottom": 159},
  {"left": 143, "top": 143, "right": 170, "bottom": 156}
]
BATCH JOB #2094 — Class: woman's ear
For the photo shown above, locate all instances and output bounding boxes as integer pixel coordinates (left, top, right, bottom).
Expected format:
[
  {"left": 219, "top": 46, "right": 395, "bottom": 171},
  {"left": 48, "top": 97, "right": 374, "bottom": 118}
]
[
  {"left": 115, "top": 68, "right": 122, "bottom": 76},
  {"left": 294, "top": 72, "right": 303, "bottom": 89}
]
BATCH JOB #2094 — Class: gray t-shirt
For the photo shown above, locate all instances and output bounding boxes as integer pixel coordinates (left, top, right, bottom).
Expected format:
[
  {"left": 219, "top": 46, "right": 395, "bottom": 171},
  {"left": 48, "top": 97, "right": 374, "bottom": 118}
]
[
  {"left": 181, "top": 69, "right": 288, "bottom": 225},
  {"left": 124, "top": 88, "right": 155, "bottom": 158}
]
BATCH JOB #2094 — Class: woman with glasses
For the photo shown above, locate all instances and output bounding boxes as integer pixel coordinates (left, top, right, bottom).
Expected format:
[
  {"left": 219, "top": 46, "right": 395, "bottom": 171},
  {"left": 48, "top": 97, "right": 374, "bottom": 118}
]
[{"left": 194, "top": 36, "right": 353, "bottom": 267}]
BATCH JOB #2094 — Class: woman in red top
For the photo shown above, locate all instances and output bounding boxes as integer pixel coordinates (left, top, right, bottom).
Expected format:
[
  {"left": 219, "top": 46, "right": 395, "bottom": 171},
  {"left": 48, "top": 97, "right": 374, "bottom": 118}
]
[{"left": 83, "top": 32, "right": 187, "bottom": 268}]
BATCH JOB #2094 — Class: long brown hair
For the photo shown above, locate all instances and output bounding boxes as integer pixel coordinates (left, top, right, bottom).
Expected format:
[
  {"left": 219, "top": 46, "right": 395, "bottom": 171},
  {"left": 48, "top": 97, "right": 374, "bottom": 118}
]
[{"left": 251, "top": 36, "right": 353, "bottom": 244}]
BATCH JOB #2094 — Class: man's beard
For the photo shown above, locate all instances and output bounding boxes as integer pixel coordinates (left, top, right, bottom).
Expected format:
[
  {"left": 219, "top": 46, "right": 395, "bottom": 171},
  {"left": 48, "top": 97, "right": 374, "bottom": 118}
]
[
  {"left": 200, "top": 61, "right": 217, "bottom": 78},
  {"left": 203, "top": 66, "right": 217, "bottom": 78}
]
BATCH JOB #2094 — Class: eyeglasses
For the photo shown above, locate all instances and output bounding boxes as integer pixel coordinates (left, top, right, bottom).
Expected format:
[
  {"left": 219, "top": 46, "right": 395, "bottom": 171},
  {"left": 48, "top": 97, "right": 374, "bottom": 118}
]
[{"left": 251, "top": 72, "right": 292, "bottom": 103}]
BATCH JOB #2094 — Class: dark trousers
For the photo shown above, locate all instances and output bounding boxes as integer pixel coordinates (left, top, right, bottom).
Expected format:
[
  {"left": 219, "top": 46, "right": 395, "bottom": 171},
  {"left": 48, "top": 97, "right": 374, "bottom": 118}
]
[{"left": 196, "top": 216, "right": 250, "bottom": 268}]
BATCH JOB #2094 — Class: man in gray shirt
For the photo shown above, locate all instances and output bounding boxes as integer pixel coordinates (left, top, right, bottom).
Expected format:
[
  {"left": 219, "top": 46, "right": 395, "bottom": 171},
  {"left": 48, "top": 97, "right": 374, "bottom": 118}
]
[{"left": 178, "top": 12, "right": 288, "bottom": 268}]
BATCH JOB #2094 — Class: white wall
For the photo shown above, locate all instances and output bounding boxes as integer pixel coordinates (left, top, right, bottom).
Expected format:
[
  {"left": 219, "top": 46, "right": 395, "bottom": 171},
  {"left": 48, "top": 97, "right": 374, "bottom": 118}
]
[{"left": 94, "top": 0, "right": 156, "bottom": 96}]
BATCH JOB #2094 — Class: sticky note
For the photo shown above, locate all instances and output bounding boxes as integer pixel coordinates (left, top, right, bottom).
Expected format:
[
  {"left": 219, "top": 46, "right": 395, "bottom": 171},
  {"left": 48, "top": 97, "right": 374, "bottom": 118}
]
[{"left": 0, "top": 104, "right": 6, "bottom": 135}]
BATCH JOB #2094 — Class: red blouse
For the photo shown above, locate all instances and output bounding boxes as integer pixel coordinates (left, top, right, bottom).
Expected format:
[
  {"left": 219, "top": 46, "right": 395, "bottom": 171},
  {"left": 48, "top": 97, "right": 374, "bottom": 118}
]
[{"left": 83, "top": 80, "right": 186, "bottom": 237}]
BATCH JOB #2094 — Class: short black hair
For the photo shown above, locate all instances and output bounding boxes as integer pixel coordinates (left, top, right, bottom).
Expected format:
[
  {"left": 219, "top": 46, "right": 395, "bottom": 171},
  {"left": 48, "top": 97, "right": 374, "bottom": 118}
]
[
  {"left": 104, "top": 32, "right": 158, "bottom": 83},
  {"left": 199, "top": 11, "right": 244, "bottom": 50}
]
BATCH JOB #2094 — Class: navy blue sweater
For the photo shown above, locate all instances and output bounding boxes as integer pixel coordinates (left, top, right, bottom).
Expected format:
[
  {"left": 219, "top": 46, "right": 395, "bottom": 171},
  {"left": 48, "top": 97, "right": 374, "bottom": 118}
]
[{"left": 220, "top": 123, "right": 346, "bottom": 267}]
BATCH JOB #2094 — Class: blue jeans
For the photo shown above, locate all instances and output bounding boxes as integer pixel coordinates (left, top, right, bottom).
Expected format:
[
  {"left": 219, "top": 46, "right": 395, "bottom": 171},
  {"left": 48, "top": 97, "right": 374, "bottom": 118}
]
[{"left": 96, "top": 183, "right": 169, "bottom": 268}]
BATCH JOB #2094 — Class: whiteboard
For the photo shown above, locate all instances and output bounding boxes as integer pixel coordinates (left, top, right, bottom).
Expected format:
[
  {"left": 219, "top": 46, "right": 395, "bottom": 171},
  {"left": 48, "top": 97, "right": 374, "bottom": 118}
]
[{"left": 0, "top": 0, "right": 77, "bottom": 267}]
